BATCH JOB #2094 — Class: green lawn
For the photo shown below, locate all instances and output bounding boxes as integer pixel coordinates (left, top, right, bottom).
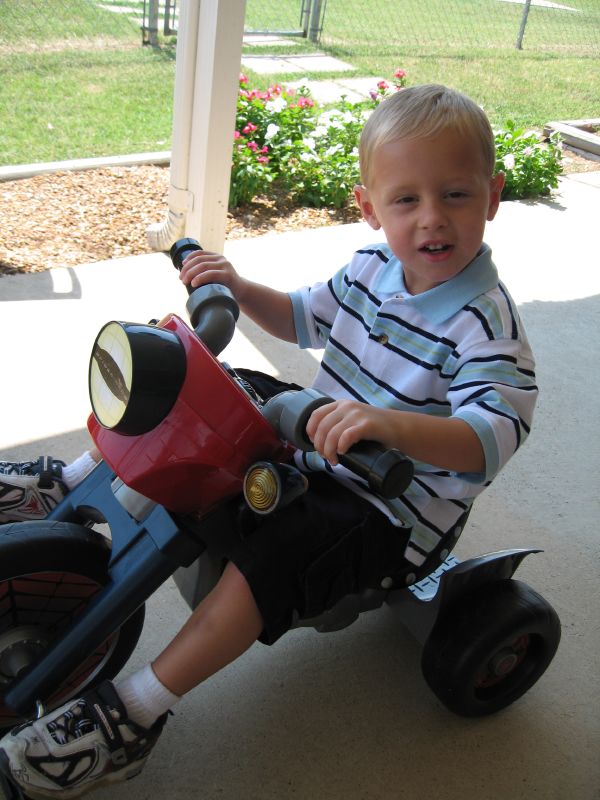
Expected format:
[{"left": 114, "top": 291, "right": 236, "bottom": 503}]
[{"left": 0, "top": 0, "right": 598, "bottom": 165}]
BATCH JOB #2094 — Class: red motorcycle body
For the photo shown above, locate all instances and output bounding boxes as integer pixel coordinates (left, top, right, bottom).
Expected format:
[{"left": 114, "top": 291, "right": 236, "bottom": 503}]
[{"left": 88, "top": 313, "right": 288, "bottom": 514}]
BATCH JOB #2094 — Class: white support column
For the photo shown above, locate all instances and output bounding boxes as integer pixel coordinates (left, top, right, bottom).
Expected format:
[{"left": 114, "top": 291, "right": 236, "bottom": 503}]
[
  {"left": 185, "top": 0, "right": 246, "bottom": 250},
  {"left": 147, "top": 0, "right": 246, "bottom": 253}
]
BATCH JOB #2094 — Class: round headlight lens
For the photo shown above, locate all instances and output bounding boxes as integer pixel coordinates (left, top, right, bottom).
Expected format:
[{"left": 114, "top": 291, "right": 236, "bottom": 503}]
[{"left": 89, "top": 321, "right": 186, "bottom": 435}]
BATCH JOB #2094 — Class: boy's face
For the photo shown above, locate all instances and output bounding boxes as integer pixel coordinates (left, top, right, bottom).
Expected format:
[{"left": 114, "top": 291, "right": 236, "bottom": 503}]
[{"left": 354, "top": 130, "right": 504, "bottom": 295}]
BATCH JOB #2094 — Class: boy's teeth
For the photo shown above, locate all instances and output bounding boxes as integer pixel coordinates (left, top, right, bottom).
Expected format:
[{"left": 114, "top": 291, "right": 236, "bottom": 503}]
[{"left": 426, "top": 244, "right": 446, "bottom": 251}]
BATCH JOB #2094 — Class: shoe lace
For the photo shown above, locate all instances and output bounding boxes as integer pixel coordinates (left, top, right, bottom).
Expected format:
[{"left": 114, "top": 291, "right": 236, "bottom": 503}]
[{"left": 47, "top": 699, "right": 97, "bottom": 745}]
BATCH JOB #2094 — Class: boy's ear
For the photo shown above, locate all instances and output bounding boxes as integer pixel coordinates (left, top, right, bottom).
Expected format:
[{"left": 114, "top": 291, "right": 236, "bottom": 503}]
[
  {"left": 487, "top": 172, "right": 505, "bottom": 221},
  {"left": 354, "top": 184, "right": 381, "bottom": 230}
]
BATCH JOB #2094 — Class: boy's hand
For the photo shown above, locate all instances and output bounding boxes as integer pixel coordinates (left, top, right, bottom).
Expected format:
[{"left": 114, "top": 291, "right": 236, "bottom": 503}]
[
  {"left": 180, "top": 250, "right": 297, "bottom": 344},
  {"left": 179, "top": 250, "right": 247, "bottom": 301},
  {"left": 306, "top": 399, "right": 387, "bottom": 466}
]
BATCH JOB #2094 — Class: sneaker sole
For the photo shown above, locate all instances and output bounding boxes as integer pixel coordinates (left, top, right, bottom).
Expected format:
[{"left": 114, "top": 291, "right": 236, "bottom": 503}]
[
  {"left": 0, "top": 750, "right": 28, "bottom": 800},
  {"left": 0, "top": 748, "right": 149, "bottom": 800}
]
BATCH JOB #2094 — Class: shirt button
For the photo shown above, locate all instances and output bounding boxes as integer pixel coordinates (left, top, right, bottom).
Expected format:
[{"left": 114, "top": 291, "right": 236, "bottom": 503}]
[{"left": 377, "top": 333, "right": 389, "bottom": 345}]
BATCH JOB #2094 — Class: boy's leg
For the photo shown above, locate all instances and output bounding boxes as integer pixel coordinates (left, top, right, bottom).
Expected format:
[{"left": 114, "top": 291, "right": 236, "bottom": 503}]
[{"left": 152, "top": 560, "right": 263, "bottom": 696}]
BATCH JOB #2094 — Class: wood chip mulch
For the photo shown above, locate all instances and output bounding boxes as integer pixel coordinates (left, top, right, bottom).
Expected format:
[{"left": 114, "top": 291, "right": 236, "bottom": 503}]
[
  {"left": 0, "top": 164, "right": 361, "bottom": 276},
  {"left": 0, "top": 148, "right": 596, "bottom": 277}
]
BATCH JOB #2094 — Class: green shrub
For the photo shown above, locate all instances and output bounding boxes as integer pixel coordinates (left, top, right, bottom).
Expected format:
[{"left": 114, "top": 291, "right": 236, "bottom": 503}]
[
  {"left": 495, "top": 120, "right": 563, "bottom": 199},
  {"left": 229, "top": 72, "right": 563, "bottom": 209}
]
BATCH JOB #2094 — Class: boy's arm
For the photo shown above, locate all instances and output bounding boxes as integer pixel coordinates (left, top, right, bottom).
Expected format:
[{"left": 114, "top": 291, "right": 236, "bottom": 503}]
[
  {"left": 179, "top": 250, "right": 297, "bottom": 343},
  {"left": 306, "top": 400, "right": 485, "bottom": 475}
]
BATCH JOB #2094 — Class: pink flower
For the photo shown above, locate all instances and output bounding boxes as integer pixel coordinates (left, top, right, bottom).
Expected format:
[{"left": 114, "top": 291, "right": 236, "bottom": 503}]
[
  {"left": 239, "top": 73, "right": 248, "bottom": 84},
  {"left": 234, "top": 130, "right": 241, "bottom": 139},
  {"left": 260, "top": 146, "right": 269, "bottom": 154},
  {"left": 247, "top": 141, "right": 258, "bottom": 152},
  {"left": 394, "top": 69, "right": 407, "bottom": 79},
  {"left": 377, "top": 80, "right": 389, "bottom": 90},
  {"left": 295, "top": 96, "right": 314, "bottom": 108},
  {"left": 242, "top": 123, "right": 258, "bottom": 134},
  {"left": 257, "top": 156, "right": 269, "bottom": 163}
]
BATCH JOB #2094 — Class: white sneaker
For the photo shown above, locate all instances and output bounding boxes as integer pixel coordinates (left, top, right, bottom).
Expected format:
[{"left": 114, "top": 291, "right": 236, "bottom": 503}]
[
  {"left": 0, "top": 457, "right": 67, "bottom": 522},
  {"left": 0, "top": 681, "right": 167, "bottom": 799}
]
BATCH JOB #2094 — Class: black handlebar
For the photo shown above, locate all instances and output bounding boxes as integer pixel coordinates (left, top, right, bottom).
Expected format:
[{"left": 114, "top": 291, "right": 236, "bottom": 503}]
[
  {"left": 338, "top": 443, "right": 414, "bottom": 499},
  {"left": 169, "top": 237, "right": 203, "bottom": 294},
  {"left": 169, "top": 238, "right": 239, "bottom": 356},
  {"left": 261, "top": 389, "right": 414, "bottom": 499}
]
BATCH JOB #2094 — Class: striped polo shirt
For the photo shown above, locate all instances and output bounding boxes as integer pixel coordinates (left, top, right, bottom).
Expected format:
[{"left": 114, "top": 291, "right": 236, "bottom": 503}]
[{"left": 288, "top": 242, "right": 538, "bottom": 566}]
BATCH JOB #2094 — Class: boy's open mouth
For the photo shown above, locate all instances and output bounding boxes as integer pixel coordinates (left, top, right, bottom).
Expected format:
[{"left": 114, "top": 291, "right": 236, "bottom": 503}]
[{"left": 420, "top": 243, "right": 452, "bottom": 254}]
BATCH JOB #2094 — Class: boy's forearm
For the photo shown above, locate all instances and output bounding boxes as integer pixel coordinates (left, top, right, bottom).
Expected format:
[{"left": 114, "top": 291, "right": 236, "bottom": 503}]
[
  {"left": 307, "top": 400, "right": 486, "bottom": 475},
  {"left": 237, "top": 280, "right": 297, "bottom": 343},
  {"left": 381, "top": 410, "right": 485, "bottom": 475}
]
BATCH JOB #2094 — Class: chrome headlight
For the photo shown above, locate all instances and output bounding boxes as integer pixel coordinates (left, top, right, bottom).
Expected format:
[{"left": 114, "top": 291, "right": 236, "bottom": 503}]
[{"left": 89, "top": 321, "right": 186, "bottom": 435}]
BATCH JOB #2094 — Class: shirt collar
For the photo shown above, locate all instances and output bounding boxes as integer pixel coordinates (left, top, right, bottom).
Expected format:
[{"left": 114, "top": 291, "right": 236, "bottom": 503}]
[{"left": 372, "top": 243, "right": 498, "bottom": 324}]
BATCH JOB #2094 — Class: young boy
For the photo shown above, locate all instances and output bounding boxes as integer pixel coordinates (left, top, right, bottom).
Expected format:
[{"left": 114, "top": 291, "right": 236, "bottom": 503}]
[{"left": 0, "top": 84, "right": 537, "bottom": 799}]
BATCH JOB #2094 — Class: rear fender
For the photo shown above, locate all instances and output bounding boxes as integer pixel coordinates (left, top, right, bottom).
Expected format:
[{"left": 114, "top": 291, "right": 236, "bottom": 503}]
[{"left": 386, "top": 548, "right": 541, "bottom": 644}]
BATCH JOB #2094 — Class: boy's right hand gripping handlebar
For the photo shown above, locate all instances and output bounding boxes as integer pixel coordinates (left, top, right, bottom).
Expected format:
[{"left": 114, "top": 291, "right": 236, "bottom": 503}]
[
  {"left": 170, "top": 237, "right": 239, "bottom": 356},
  {"left": 262, "top": 389, "right": 414, "bottom": 499}
]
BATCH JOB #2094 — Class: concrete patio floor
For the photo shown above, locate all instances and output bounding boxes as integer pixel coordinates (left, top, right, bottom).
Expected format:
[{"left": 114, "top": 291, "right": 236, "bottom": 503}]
[{"left": 0, "top": 171, "right": 599, "bottom": 800}]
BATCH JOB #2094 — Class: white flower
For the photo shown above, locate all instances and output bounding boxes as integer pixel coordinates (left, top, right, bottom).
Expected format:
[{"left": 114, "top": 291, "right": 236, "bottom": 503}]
[
  {"left": 265, "top": 97, "right": 286, "bottom": 113},
  {"left": 265, "top": 123, "right": 280, "bottom": 140},
  {"left": 313, "top": 125, "right": 329, "bottom": 138},
  {"left": 303, "top": 137, "right": 316, "bottom": 150},
  {"left": 317, "top": 110, "right": 335, "bottom": 125},
  {"left": 325, "top": 144, "right": 344, "bottom": 157},
  {"left": 503, "top": 153, "right": 516, "bottom": 170},
  {"left": 300, "top": 152, "right": 317, "bottom": 162}
]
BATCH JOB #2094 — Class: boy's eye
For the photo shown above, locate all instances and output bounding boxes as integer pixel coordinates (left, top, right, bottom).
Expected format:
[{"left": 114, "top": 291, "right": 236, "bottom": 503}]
[
  {"left": 396, "top": 195, "right": 416, "bottom": 205},
  {"left": 447, "top": 191, "right": 468, "bottom": 199}
]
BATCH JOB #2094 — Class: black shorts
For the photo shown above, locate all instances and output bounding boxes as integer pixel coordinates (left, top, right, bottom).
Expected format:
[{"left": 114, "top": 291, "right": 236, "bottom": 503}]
[{"left": 233, "top": 472, "right": 411, "bottom": 644}]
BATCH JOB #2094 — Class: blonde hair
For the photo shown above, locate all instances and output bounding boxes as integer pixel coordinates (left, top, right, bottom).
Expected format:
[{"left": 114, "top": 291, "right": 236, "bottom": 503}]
[{"left": 359, "top": 84, "right": 496, "bottom": 186}]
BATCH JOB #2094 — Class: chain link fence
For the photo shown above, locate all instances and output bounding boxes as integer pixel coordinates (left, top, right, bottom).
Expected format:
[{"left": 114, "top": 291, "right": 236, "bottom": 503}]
[
  {"left": 245, "top": 0, "right": 599, "bottom": 55},
  {"left": 2, "top": 0, "right": 597, "bottom": 64}
]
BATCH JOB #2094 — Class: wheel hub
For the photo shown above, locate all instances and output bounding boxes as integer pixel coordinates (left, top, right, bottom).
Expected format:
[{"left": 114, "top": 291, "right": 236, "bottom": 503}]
[
  {"left": 489, "top": 648, "right": 520, "bottom": 677},
  {"left": 0, "top": 627, "right": 50, "bottom": 685}
]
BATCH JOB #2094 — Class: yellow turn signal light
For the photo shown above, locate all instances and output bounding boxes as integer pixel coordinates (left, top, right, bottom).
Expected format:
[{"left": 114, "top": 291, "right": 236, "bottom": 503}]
[{"left": 243, "top": 461, "right": 308, "bottom": 515}]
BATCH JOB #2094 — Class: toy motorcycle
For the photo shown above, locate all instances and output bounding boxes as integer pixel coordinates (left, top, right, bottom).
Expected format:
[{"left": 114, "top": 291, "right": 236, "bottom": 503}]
[{"left": 0, "top": 239, "right": 561, "bottom": 755}]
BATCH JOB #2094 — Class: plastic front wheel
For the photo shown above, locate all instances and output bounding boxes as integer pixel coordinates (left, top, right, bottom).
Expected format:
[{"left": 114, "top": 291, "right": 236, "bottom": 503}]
[
  {"left": 421, "top": 578, "right": 561, "bottom": 717},
  {"left": 0, "top": 521, "right": 145, "bottom": 733}
]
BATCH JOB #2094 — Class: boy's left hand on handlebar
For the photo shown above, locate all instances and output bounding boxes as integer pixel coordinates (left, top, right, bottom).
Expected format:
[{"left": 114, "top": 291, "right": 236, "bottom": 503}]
[
  {"left": 306, "top": 400, "right": 388, "bottom": 466},
  {"left": 180, "top": 250, "right": 244, "bottom": 296}
]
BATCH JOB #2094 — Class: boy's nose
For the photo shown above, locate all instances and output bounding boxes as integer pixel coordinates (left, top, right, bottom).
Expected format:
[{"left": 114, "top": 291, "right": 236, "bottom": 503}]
[{"left": 419, "top": 200, "right": 448, "bottom": 229}]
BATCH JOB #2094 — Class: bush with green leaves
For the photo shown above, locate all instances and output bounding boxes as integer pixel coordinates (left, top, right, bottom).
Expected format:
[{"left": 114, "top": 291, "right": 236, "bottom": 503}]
[
  {"left": 229, "top": 72, "right": 563, "bottom": 209},
  {"left": 280, "top": 103, "right": 369, "bottom": 208},
  {"left": 495, "top": 120, "right": 563, "bottom": 200}
]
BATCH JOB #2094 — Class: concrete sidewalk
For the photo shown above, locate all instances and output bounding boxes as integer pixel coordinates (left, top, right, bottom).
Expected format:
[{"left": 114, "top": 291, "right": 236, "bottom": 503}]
[{"left": 1, "top": 171, "right": 599, "bottom": 800}]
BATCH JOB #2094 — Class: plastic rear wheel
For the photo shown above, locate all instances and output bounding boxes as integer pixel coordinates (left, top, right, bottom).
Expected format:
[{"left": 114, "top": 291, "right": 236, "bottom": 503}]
[
  {"left": 421, "top": 579, "right": 561, "bottom": 717},
  {"left": 0, "top": 521, "right": 145, "bottom": 732}
]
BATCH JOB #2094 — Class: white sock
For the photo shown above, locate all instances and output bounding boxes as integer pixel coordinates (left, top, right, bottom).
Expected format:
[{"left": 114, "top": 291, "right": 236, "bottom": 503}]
[
  {"left": 62, "top": 451, "right": 97, "bottom": 489},
  {"left": 115, "top": 664, "right": 181, "bottom": 729}
]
